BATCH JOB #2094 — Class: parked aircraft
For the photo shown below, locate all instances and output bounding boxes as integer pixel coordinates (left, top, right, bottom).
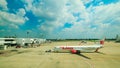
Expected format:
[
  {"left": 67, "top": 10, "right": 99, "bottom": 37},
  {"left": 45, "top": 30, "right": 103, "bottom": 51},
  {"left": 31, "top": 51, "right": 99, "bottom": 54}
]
[{"left": 46, "top": 40, "right": 104, "bottom": 54}]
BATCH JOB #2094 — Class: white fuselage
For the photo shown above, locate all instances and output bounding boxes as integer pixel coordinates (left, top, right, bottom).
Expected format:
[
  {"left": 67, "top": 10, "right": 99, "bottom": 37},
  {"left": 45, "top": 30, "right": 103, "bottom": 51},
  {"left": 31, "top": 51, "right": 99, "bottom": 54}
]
[{"left": 54, "top": 45, "right": 102, "bottom": 53}]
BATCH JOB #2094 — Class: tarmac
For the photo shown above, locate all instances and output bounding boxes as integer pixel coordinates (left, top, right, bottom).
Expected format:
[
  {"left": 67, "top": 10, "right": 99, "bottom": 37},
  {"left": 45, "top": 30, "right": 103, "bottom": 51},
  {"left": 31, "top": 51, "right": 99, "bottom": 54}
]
[{"left": 0, "top": 41, "right": 120, "bottom": 68}]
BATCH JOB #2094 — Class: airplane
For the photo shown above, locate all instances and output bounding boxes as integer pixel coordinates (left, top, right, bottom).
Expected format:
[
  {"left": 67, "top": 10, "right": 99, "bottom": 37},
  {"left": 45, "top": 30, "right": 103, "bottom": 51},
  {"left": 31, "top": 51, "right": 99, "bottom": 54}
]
[{"left": 46, "top": 40, "right": 104, "bottom": 54}]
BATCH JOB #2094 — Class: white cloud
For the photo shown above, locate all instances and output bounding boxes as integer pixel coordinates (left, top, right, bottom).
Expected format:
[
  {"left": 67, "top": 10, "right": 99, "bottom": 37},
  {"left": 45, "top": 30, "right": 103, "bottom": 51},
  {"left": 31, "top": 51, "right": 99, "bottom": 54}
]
[
  {"left": 17, "top": 8, "right": 26, "bottom": 17},
  {"left": 0, "top": 8, "right": 28, "bottom": 28},
  {"left": 0, "top": 0, "right": 8, "bottom": 11},
  {"left": 93, "top": 2, "right": 120, "bottom": 28},
  {"left": 21, "top": 0, "right": 34, "bottom": 11},
  {"left": 91, "top": 2, "right": 120, "bottom": 38},
  {"left": 22, "top": 0, "right": 88, "bottom": 32},
  {"left": 0, "top": 0, "right": 28, "bottom": 29},
  {"left": 99, "top": 2, "right": 104, "bottom": 5},
  {"left": 58, "top": 1, "right": 120, "bottom": 39},
  {"left": 81, "top": 0, "right": 93, "bottom": 4},
  {"left": 10, "top": 24, "right": 19, "bottom": 29},
  {"left": 21, "top": 0, "right": 120, "bottom": 39},
  {"left": 22, "top": 0, "right": 71, "bottom": 32}
]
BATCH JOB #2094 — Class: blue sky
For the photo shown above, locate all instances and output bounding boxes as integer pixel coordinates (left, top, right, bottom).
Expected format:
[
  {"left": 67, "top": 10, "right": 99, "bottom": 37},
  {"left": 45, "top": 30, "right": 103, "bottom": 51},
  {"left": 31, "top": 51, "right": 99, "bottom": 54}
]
[{"left": 0, "top": 0, "right": 120, "bottom": 39}]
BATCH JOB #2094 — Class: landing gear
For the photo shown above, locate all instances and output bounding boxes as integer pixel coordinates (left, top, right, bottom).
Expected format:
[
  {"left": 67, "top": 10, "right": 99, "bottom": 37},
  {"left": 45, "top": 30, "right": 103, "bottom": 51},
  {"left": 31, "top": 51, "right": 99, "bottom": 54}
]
[
  {"left": 76, "top": 50, "right": 81, "bottom": 54},
  {"left": 45, "top": 49, "right": 53, "bottom": 52}
]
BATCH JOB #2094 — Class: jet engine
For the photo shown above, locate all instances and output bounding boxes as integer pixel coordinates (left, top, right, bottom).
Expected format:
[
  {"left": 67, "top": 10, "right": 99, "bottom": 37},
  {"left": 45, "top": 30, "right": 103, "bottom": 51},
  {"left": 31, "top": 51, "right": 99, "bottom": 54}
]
[{"left": 71, "top": 49, "right": 80, "bottom": 54}]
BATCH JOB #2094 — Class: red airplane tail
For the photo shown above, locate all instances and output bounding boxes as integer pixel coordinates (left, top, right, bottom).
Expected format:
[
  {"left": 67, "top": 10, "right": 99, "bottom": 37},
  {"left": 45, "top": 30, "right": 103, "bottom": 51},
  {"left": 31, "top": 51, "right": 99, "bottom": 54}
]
[
  {"left": 100, "top": 40, "right": 104, "bottom": 45},
  {"left": 99, "top": 38, "right": 105, "bottom": 46},
  {"left": 95, "top": 39, "right": 105, "bottom": 52}
]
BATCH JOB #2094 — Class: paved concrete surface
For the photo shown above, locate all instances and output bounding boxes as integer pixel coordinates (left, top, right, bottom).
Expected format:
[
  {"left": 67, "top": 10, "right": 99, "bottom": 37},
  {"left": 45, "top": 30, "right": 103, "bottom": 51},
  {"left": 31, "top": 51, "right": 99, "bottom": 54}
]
[{"left": 0, "top": 41, "right": 120, "bottom": 68}]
